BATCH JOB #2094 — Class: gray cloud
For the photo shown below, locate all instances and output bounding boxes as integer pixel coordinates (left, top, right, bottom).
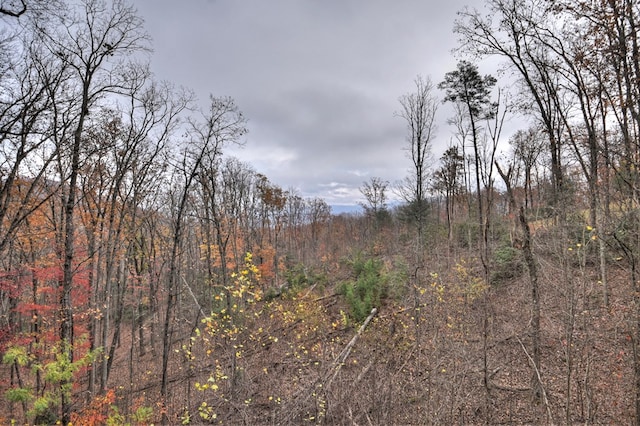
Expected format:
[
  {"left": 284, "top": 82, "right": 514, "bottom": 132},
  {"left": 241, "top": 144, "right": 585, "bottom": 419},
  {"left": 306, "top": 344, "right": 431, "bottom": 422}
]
[{"left": 132, "top": 0, "right": 485, "bottom": 207}]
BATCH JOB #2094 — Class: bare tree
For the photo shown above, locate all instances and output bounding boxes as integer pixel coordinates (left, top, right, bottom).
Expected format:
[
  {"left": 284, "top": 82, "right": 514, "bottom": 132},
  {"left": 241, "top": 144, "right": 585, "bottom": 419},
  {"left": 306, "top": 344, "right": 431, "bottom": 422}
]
[
  {"left": 396, "top": 75, "right": 438, "bottom": 241},
  {"left": 509, "top": 127, "right": 544, "bottom": 211},
  {"left": 395, "top": 76, "right": 438, "bottom": 391},
  {"left": 359, "top": 176, "right": 390, "bottom": 223},
  {"left": 31, "top": 0, "right": 150, "bottom": 421},
  {"left": 0, "top": 40, "right": 64, "bottom": 255},
  {"left": 160, "top": 96, "right": 247, "bottom": 417},
  {"left": 496, "top": 161, "right": 544, "bottom": 408}
]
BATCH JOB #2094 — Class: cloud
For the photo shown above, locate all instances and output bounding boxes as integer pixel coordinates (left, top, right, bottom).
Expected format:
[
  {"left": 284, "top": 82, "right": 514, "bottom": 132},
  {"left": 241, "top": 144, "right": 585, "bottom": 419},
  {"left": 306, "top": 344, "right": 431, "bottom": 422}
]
[{"left": 133, "top": 0, "right": 487, "bottom": 207}]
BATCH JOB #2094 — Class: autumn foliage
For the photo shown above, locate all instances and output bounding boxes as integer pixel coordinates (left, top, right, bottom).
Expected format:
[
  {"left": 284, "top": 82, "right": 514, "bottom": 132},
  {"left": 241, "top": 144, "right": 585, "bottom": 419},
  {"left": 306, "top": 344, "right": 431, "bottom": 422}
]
[{"left": 3, "top": 0, "right": 640, "bottom": 424}]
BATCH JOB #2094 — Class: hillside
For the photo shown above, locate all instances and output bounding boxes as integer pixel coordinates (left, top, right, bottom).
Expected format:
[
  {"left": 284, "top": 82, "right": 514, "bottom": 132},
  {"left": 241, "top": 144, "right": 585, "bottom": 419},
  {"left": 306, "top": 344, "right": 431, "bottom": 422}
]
[
  {"left": 2, "top": 0, "right": 640, "bottom": 424},
  {"left": 3, "top": 215, "right": 635, "bottom": 424}
]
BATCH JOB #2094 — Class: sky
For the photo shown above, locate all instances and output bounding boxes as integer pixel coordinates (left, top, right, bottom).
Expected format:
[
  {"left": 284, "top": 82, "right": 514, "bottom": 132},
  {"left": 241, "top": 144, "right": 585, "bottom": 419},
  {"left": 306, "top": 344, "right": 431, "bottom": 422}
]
[{"left": 131, "top": 0, "right": 497, "bottom": 211}]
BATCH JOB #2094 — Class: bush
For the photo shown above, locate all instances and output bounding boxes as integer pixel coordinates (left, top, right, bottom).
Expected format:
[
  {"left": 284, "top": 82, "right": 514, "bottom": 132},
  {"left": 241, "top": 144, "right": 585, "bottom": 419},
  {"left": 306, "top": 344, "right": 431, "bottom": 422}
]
[
  {"left": 264, "top": 264, "right": 328, "bottom": 301},
  {"left": 338, "top": 253, "right": 388, "bottom": 322},
  {"left": 490, "top": 244, "right": 523, "bottom": 285},
  {"left": 285, "top": 263, "right": 327, "bottom": 291}
]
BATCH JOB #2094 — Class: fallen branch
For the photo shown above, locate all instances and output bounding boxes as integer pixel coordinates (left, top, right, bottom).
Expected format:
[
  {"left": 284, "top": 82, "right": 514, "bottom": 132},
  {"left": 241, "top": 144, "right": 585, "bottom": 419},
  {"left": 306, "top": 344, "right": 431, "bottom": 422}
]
[
  {"left": 354, "top": 359, "right": 375, "bottom": 385},
  {"left": 313, "top": 292, "right": 339, "bottom": 302},
  {"left": 516, "top": 336, "right": 552, "bottom": 423},
  {"left": 181, "top": 275, "right": 206, "bottom": 318},
  {"left": 327, "top": 308, "right": 378, "bottom": 388},
  {"left": 281, "top": 308, "right": 378, "bottom": 423},
  {"left": 490, "top": 382, "right": 531, "bottom": 393}
]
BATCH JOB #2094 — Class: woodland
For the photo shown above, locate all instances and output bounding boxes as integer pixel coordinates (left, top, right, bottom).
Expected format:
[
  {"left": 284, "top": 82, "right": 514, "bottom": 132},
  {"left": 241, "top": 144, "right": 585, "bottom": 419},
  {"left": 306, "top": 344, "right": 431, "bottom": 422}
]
[{"left": 1, "top": 0, "right": 640, "bottom": 424}]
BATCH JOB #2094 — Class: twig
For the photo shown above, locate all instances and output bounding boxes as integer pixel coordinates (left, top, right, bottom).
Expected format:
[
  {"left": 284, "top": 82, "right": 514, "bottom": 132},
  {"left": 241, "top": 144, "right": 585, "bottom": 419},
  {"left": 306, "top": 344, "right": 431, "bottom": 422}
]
[
  {"left": 490, "top": 382, "right": 531, "bottom": 393},
  {"left": 379, "top": 307, "right": 411, "bottom": 318}
]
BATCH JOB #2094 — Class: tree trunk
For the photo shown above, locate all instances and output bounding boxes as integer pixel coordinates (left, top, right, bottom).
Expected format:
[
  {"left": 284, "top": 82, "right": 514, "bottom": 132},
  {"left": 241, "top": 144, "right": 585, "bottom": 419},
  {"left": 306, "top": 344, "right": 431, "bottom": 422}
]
[
  {"left": 496, "top": 163, "right": 542, "bottom": 403},
  {"left": 59, "top": 78, "right": 91, "bottom": 425}
]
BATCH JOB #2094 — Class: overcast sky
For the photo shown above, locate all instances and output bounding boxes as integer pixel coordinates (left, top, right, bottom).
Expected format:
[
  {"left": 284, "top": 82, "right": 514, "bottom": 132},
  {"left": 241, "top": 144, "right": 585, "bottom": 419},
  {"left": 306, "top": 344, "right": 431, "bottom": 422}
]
[{"left": 132, "top": 0, "right": 497, "bottom": 211}]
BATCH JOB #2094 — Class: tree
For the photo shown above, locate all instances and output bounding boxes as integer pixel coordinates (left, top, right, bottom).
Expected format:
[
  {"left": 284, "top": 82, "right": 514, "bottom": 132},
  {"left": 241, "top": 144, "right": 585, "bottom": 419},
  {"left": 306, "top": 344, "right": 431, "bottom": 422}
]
[
  {"left": 496, "top": 161, "right": 544, "bottom": 409},
  {"left": 33, "top": 1, "right": 150, "bottom": 422},
  {"left": 306, "top": 197, "right": 331, "bottom": 248},
  {"left": 395, "top": 76, "right": 438, "bottom": 384},
  {"left": 433, "top": 146, "right": 465, "bottom": 242},
  {"left": 454, "top": 0, "right": 569, "bottom": 212},
  {"left": 439, "top": 60, "right": 497, "bottom": 277},
  {"left": 196, "top": 157, "right": 255, "bottom": 310},
  {"left": 160, "top": 96, "right": 246, "bottom": 410},
  {"left": 255, "top": 174, "right": 287, "bottom": 286},
  {"left": 0, "top": 4, "right": 68, "bottom": 257},
  {"left": 284, "top": 189, "right": 306, "bottom": 262},
  {"left": 396, "top": 75, "right": 438, "bottom": 240},
  {"left": 359, "top": 177, "right": 390, "bottom": 224},
  {"left": 509, "top": 127, "right": 544, "bottom": 211},
  {"left": 446, "top": 102, "right": 474, "bottom": 218}
]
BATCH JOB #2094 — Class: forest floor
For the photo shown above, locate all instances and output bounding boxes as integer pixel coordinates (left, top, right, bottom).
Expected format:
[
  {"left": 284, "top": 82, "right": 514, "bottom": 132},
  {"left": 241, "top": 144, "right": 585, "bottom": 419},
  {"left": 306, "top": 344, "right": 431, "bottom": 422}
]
[{"left": 0, "top": 244, "right": 636, "bottom": 424}]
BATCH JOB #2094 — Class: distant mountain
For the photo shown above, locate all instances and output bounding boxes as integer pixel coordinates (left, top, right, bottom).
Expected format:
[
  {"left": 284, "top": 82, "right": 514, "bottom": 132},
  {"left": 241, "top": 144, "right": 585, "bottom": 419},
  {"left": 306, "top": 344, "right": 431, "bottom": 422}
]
[{"left": 331, "top": 204, "right": 362, "bottom": 215}]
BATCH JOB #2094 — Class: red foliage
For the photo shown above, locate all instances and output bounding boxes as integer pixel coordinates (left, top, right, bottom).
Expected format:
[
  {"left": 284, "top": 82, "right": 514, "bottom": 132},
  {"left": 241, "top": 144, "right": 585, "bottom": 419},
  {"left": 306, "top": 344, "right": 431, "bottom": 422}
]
[
  {"left": 70, "top": 389, "right": 116, "bottom": 426},
  {"left": 33, "top": 264, "right": 63, "bottom": 282},
  {"left": 71, "top": 266, "right": 91, "bottom": 306},
  {"left": 14, "top": 302, "right": 56, "bottom": 314},
  {"left": 0, "top": 268, "right": 29, "bottom": 297}
]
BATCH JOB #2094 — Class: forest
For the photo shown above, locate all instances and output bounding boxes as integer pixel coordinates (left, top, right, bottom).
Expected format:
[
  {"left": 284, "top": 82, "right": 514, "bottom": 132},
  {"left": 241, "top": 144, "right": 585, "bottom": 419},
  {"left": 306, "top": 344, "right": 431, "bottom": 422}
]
[{"left": 1, "top": 0, "right": 640, "bottom": 424}]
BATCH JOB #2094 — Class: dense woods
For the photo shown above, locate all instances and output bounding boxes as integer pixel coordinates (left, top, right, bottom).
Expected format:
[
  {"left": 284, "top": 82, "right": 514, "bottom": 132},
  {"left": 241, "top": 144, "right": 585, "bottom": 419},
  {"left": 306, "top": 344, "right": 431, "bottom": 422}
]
[{"left": 2, "top": 0, "right": 640, "bottom": 424}]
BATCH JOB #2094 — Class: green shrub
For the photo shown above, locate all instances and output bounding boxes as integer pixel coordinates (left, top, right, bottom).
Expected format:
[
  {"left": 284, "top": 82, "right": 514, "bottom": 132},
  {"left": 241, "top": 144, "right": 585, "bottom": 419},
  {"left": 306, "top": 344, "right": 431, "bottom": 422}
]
[
  {"left": 490, "top": 244, "right": 523, "bottom": 285},
  {"left": 2, "top": 340, "right": 100, "bottom": 425},
  {"left": 132, "top": 405, "right": 154, "bottom": 423},
  {"left": 285, "top": 264, "right": 328, "bottom": 291},
  {"left": 338, "top": 253, "right": 388, "bottom": 322},
  {"left": 489, "top": 217, "right": 512, "bottom": 244}
]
